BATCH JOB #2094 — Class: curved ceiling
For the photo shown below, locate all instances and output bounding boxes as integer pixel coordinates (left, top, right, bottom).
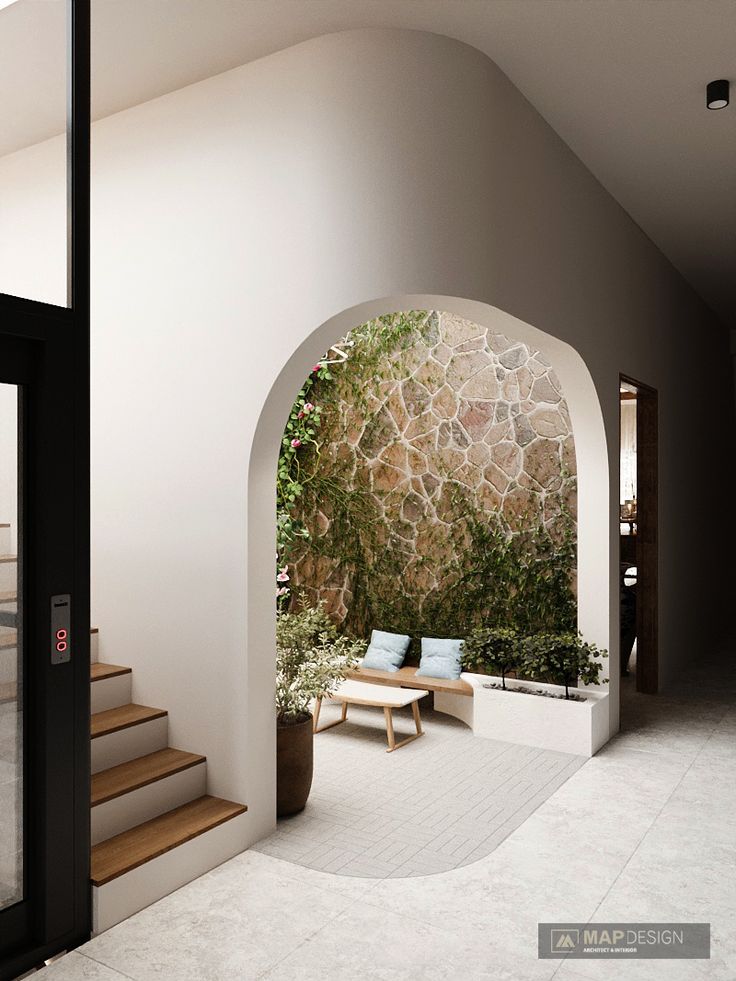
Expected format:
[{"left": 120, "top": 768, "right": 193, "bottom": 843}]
[{"left": 2, "top": 0, "right": 735, "bottom": 328}]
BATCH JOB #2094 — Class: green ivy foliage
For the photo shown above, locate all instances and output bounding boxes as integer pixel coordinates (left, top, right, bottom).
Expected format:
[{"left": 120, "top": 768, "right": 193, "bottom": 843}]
[{"left": 275, "top": 312, "right": 427, "bottom": 604}]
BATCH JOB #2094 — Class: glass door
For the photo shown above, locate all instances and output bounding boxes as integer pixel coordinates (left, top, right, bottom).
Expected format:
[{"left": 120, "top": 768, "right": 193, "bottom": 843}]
[
  {"left": 0, "top": 382, "right": 22, "bottom": 914},
  {"left": 0, "top": 1, "right": 90, "bottom": 976}
]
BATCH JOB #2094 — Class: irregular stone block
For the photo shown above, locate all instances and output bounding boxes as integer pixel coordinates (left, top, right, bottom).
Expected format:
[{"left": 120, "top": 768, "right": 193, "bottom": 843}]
[
  {"left": 461, "top": 363, "right": 500, "bottom": 399},
  {"left": 413, "top": 358, "right": 446, "bottom": 394},
  {"left": 523, "top": 438, "right": 562, "bottom": 489},
  {"left": 432, "top": 383, "right": 458, "bottom": 420},
  {"left": 432, "top": 342, "right": 452, "bottom": 366},
  {"left": 441, "top": 314, "right": 485, "bottom": 346},
  {"left": 446, "top": 350, "right": 490, "bottom": 390},
  {"left": 491, "top": 441, "right": 522, "bottom": 479},
  {"left": 450, "top": 420, "right": 471, "bottom": 449},
  {"left": 499, "top": 345, "right": 528, "bottom": 370},
  {"left": 530, "top": 376, "right": 562, "bottom": 404},
  {"left": 513, "top": 413, "right": 535, "bottom": 446},
  {"left": 529, "top": 408, "right": 567, "bottom": 438},
  {"left": 402, "top": 378, "right": 432, "bottom": 415},
  {"left": 458, "top": 400, "right": 495, "bottom": 440}
]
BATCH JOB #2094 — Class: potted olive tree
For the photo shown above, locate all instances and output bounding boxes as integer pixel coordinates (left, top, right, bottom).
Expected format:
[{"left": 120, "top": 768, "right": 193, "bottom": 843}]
[
  {"left": 462, "top": 627, "right": 521, "bottom": 689},
  {"left": 465, "top": 630, "right": 609, "bottom": 756},
  {"left": 276, "top": 605, "right": 365, "bottom": 816},
  {"left": 523, "top": 631, "right": 607, "bottom": 699}
]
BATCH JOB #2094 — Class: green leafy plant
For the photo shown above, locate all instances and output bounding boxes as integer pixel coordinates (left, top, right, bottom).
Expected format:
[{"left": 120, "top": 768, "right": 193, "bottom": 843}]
[
  {"left": 522, "top": 632, "right": 608, "bottom": 699},
  {"left": 462, "top": 627, "right": 522, "bottom": 689},
  {"left": 276, "top": 604, "right": 365, "bottom": 724},
  {"left": 437, "top": 487, "right": 577, "bottom": 638}
]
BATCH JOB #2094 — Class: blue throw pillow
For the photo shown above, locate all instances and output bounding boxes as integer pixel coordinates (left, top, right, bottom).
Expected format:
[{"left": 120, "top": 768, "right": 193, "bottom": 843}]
[
  {"left": 416, "top": 637, "right": 463, "bottom": 680},
  {"left": 361, "top": 629, "right": 411, "bottom": 673}
]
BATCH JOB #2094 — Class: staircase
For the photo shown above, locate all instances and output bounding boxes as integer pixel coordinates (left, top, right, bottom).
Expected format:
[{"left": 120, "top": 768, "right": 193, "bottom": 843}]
[
  {"left": 0, "top": 520, "right": 244, "bottom": 933},
  {"left": 90, "top": 633, "right": 247, "bottom": 933}
]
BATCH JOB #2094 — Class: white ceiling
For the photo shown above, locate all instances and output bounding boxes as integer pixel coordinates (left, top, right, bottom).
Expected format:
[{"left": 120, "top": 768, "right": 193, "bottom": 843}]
[{"left": 2, "top": 0, "right": 735, "bottom": 328}]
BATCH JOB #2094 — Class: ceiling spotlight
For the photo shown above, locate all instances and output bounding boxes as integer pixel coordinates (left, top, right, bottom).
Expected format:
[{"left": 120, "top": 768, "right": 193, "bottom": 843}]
[{"left": 707, "top": 79, "right": 729, "bottom": 110}]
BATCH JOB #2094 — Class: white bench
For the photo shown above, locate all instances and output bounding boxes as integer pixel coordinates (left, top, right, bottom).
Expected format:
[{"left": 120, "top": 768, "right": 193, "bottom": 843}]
[{"left": 314, "top": 679, "right": 429, "bottom": 752}]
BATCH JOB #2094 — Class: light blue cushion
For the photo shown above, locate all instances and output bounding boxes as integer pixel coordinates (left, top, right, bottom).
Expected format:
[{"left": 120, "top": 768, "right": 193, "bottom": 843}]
[
  {"left": 416, "top": 637, "right": 463, "bottom": 680},
  {"left": 362, "top": 629, "right": 410, "bottom": 673}
]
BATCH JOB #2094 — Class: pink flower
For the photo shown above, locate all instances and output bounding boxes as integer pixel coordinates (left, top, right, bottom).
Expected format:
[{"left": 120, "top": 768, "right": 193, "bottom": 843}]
[
  {"left": 312, "top": 364, "right": 321, "bottom": 373},
  {"left": 277, "top": 567, "right": 290, "bottom": 583},
  {"left": 297, "top": 411, "right": 304, "bottom": 419},
  {"left": 303, "top": 402, "right": 314, "bottom": 414},
  {"left": 276, "top": 586, "right": 289, "bottom": 597},
  {"left": 291, "top": 438, "right": 301, "bottom": 449}
]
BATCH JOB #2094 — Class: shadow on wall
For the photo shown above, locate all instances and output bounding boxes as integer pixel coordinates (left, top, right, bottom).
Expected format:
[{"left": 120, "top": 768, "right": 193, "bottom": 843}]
[{"left": 278, "top": 310, "right": 579, "bottom": 647}]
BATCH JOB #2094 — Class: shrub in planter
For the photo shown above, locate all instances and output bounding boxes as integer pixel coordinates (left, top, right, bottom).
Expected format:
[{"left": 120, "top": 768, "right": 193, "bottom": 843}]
[
  {"left": 276, "top": 605, "right": 365, "bottom": 815},
  {"left": 462, "top": 627, "right": 521, "bottom": 690},
  {"left": 522, "top": 631, "right": 608, "bottom": 700}
]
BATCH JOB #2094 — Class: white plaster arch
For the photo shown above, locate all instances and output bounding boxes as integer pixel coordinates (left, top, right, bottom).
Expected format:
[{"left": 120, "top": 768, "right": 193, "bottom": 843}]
[{"left": 247, "top": 293, "right": 611, "bottom": 840}]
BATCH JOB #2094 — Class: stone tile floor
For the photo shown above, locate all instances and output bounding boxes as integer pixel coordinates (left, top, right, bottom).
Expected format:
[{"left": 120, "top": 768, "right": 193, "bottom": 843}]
[
  {"left": 253, "top": 701, "right": 585, "bottom": 877},
  {"left": 38, "top": 650, "right": 736, "bottom": 981}
]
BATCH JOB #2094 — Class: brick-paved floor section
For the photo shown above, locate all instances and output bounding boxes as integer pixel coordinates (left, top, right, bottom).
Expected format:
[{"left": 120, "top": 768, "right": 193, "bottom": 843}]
[{"left": 254, "top": 700, "right": 585, "bottom": 877}]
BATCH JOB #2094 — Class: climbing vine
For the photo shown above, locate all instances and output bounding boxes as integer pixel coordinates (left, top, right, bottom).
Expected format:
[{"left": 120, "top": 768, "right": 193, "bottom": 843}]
[
  {"left": 275, "top": 311, "right": 427, "bottom": 603},
  {"left": 276, "top": 311, "right": 577, "bottom": 642}
]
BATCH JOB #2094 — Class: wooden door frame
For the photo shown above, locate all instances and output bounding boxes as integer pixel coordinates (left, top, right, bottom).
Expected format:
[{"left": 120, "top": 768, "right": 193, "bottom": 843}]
[{"left": 620, "top": 374, "right": 659, "bottom": 694}]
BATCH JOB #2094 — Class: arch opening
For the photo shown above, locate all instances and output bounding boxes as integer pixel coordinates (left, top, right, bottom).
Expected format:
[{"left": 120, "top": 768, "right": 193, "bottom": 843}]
[{"left": 246, "top": 295, "right": 611, "bottom": 848}]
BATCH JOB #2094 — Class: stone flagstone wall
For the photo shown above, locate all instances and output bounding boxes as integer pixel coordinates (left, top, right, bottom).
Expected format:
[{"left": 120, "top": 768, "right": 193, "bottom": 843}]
[{"left": 290, "top": 311, "right": 577, "bottom": 624}]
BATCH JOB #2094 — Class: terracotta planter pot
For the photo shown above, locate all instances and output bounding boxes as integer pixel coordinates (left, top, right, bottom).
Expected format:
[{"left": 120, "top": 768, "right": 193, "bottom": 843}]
[{"left": 276, "top": 714, "right": 314, "bottom": 817}]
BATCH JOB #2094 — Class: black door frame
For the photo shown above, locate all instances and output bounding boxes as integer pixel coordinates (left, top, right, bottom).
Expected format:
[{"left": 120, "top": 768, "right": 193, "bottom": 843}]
[
  {"left": 0, "top": 2, "right": 90, "bottom": 977},
  {"left": 620, "top": 374, "right": 659, "bottom": 695}
]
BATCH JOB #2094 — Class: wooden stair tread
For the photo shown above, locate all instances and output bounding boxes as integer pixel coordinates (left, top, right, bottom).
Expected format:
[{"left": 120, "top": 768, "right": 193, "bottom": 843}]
[
  {"left": 91, "top": 795, "right": 247, "bottom": 885},
  {"left": 0, "top": 591, "right": 16, "bottom": 603},
  {"left": 0, "top": 555, "right": 17, "bottom": 564},
  {"left": 92, "top": 747, "right": 206, "bottom": 806},
  {"left": 348, "top": 665, "right": 474, "bottom": 696},
  {"left": 91, "top": 662, "right": 132, "bottom": 682},
  {"left": 91, "top": 703, "right": 167, "bottom": 739}
]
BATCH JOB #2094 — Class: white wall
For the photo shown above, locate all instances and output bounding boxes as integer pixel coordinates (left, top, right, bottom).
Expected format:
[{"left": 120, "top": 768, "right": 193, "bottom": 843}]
[{"left": 0, "top": 29, "right": 731, "bottom": 846}]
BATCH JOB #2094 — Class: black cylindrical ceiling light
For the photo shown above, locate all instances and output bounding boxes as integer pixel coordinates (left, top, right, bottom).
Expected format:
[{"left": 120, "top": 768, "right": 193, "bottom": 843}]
[{"left": 707, "top": 79, "right": 729, "bottom": 110}]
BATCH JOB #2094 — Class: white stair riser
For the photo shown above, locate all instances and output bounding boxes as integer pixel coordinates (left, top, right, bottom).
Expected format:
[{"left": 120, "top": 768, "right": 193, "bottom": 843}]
[
  {"left": 0, "top": 562, "right": 16, "bottom": 593},
  {"left": 0, "top": 647, "right": 17, "bottom": 685},
  {"left": 92, "top": 811, "right": 248, "bottom": 934},
  {"left": 91, "top": 673, "right": 132, "bottom": 714},
  {"left": 92, "top": 716, "right": 168, "bottom": 774},
  {"left": 91, "top": 762, "right": 207, "bottom": 845},
  {"left": 90, "top": 630, "right": 99, "bottom": 663},
  {"left": 0, "top": 527, "right": 10, "bottom": 554}
]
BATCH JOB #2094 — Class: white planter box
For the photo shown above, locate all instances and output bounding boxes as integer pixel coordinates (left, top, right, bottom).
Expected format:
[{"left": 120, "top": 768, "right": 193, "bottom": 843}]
[{"left": 466, "top": 673, "right": 609, "bottom": 757}]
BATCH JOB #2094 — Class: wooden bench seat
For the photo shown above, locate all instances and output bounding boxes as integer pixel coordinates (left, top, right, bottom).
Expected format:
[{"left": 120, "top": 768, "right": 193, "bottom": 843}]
[{"left": 348, "top": 665, "right": 474, "bottom": 696}]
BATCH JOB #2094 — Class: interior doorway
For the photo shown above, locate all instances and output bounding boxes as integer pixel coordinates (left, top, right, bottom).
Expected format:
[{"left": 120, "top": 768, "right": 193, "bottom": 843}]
[{"left": 619, "top": 376, "right": 658, "bottom": 695}]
